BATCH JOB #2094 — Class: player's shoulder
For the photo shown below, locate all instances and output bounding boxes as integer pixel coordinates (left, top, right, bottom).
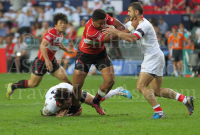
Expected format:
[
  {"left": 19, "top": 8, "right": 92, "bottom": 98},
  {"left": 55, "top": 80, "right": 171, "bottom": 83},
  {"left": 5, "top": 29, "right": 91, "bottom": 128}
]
[
  {"left": 46, "top": 28, "right": 58, "bottom": 36},
  {"left": 86, "top": 24, "right": 100, "bottom": 38}
]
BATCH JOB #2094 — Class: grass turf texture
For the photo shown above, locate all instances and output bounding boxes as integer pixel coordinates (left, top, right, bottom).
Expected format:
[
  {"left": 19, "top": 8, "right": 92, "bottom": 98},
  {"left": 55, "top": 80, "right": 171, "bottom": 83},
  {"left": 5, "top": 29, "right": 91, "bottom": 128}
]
[{"left": 0, "top": 74, "right": 199, "bottom": 135}]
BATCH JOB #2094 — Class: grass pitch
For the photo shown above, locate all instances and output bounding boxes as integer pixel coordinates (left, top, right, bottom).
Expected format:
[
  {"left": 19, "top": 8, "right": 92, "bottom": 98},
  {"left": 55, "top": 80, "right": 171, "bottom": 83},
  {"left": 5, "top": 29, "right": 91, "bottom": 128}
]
[{"left": 0, "top": 74, "right": 199, "bottom": 135}]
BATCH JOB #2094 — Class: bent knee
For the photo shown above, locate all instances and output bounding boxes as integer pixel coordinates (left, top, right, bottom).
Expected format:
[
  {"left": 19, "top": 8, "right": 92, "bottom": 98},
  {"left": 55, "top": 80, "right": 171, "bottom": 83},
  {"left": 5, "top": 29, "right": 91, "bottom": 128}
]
[
  {"left": 106, "top": 78, "right": 115, "bottom": 87},
  {"left": 136, "top": 84, "right": 146, "bottom": 93}
]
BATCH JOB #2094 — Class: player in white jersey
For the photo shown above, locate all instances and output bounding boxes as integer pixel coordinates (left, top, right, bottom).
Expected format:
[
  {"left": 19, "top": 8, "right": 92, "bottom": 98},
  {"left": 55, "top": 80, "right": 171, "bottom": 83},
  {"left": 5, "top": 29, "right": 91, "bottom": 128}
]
[
  {"left": 103, "top": 2, "right": 194, "bottom": 119},
  {"left": 42, "top": 83, "right": 132, "bottom": 116}
]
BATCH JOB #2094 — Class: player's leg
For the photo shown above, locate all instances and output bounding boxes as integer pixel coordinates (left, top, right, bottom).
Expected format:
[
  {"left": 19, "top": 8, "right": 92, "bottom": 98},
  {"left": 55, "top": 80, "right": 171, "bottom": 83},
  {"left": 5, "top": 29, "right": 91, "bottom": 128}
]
[
  {"left": 6, "top": 57, "right": 45, "bottom": 99},
  {"left": 82, "top": 87, "right": 132, "bottom": 105},
  {"left": 172, "top": 50, "right": 179, "bottom": 77},
  {"left": 63, "top": 59, "right": 69, "bottom": 70},
  {"left": 150, "top": 77, "right": 194, "bottom": 115},
  {"left": 52, "top": 66, "right": 72, "bottom": 84}
]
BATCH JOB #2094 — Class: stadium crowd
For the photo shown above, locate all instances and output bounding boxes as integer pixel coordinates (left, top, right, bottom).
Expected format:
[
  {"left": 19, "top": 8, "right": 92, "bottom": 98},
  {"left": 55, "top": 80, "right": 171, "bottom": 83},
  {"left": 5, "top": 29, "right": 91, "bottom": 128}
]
[{"left": 0, "top": 0, "right": 200, "bottom": 76}]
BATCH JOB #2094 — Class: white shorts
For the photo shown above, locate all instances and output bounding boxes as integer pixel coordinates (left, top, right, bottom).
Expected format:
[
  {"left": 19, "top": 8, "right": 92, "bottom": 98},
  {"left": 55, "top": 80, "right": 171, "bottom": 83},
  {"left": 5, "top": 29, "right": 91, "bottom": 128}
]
[{"left": 141, "top": 49, "right": 165, "bottom": 76}]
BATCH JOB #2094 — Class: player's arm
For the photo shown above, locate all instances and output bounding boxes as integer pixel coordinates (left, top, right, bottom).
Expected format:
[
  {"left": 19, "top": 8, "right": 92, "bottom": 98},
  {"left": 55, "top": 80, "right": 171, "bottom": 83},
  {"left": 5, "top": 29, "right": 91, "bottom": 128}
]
[
  {"left": 40, "top": 39, "right": 54, "bottom": 71},
  {"left": 113, "top": 19, "right": 125, "bottom": 31},
  {"left": 59, "top": 43, "right": 75, "bottom": 54},
  {"left": 103, "top": 27, "right": 138, "bottom": 42}
]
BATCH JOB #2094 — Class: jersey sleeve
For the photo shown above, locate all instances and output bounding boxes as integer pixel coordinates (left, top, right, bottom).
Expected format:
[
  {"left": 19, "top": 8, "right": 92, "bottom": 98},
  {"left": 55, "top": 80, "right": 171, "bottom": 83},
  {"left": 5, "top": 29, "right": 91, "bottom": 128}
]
[
  {"left": 168, "top": 36, "right": 171, "bottom": 45},
  {"left": 133, "top": 22, "right": 149, "bottom": 40},
  {"left": 43, "top": 29, "right": 57, "bottom": 43},
  {"left": 106, "top": 14, "right": 116, "bottom": 25}
]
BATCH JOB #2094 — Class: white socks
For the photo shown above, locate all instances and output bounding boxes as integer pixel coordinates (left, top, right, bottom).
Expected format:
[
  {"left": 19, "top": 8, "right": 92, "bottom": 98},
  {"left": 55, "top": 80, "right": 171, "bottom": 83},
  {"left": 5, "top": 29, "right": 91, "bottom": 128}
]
[{"left": 104, "top": 88, "right": 119, "bottom": 99}]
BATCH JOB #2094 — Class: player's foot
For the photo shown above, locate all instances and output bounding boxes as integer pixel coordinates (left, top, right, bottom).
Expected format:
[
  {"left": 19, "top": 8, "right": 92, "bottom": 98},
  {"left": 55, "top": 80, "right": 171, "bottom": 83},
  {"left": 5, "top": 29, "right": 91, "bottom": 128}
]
[
  {"left": 117, "top": 87, "right": 132, "bottom": 99},
  {"left": 185, "top": 96, "right": 194, "bottom": 115},
  {"left": 151, "top": 112, "right": 166, "bottom": 119},
  {"left": 6, "top": 83, "right": 14, "bottom": 100},
  {"left": 90, "top": 101, "right": 105, "bottom": 115}
]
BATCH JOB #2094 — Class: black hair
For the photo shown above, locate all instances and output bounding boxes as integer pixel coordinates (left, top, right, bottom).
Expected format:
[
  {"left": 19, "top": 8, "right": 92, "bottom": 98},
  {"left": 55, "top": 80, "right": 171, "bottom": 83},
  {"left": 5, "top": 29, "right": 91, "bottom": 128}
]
[
  {"left": 53, "top": 13, "right": 68, "bottom": 26},
  {"left": 129, "top": 2, "right": 143, "bottom": 15},
  {"left": 92, "top": 9, "right": 106, "bottom": 21},
  {"left": 53, "top": 88, "right": 71, "bottom": 104}
]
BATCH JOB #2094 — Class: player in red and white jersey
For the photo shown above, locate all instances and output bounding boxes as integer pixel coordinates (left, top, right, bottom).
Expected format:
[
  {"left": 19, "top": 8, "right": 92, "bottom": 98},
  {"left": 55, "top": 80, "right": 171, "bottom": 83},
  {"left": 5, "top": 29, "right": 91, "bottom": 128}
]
[
  {"left": 103, "top": 2, "right": 194, "bottom": 119},
  {"left": 41, "top": 83, "right": 132, "bottom": 117},
  {"left": 71, "top": 9, "right": 125, "bottom": 115},
  {"left": 6, "top": 13, "right": 73, "bottom": 99}
]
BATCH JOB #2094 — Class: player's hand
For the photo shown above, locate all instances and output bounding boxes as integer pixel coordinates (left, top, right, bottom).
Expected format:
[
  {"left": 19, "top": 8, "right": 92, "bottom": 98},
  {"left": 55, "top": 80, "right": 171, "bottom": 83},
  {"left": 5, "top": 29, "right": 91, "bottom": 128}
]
[
  {"left": 56, "top": 109, "right": 69, "bottom": 117},
  {"left": 102, "top": 25, "right": 117, "bottom": 35},
  {"left": 45, "top": 59, "right": 53, "bottom": 72}
]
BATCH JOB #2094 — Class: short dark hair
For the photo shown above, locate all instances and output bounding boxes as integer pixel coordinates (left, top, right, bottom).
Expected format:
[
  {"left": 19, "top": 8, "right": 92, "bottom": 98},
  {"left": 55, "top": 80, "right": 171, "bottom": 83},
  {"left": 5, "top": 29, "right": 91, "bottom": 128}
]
[
  {"left": 129, "top": 2, "right": 143, "bottom": 15},
  {"left": 54, "top": 88, "right": 71, "bottom": 104},
  {"left": 92, "top": 9, "right": 106, "bottom": 21},
  {"left": 53, "top": 13, "right": 68, "bottom": 26}
]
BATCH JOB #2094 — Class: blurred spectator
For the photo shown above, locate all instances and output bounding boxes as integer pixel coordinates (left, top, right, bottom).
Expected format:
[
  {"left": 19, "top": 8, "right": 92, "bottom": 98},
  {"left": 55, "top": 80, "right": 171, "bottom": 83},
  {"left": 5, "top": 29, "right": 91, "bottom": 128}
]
[
  {"left": 93, "top": 0, "right": 102, "bottom": 11},
  {"left": 63, "top": 3, "right": 70, "bottom": 16},
  {"left": 26, "top": 8, "right": 35, "bottom": 22},
  {"left": 190, "top": 5, "right": 200, "bottom": 26},
  {"left": 16, "top": 10, "right": 31, "bottom": 35},
  {"left": 66, "top": 22, "right": 76, "bottom": 41},
  {"left": 13, "top": 35, "right": 29, "bottom": 73},
  {"left": 157, "top": 33, "right": 165, "bottom": 46},
  {"left": 195, "top": 27, "right": 200, "bottom": 44},
  {"left": 10, "top": 0, "right": 24, "bottom": 11},
  {"left": 0, "top": 36, "right": 5, "bottom": 47},
  {"left": 0, "top": 23, "right": 8, "bottom": 37},
  {"left": 186, "top": 6, "right": 191, "bottom": 15},
  {"left": 44, "top": 2, "right": 53, "bottom": 21},
  {"left": 102, "top": 0, "right": 115, "bottom": 16},
  {"left": 173, "top": 0, "right": 186, "bottom": 10},
  {"left": 155, "top": 0, "right": 166, "bottom": 10},
  {"left": 54, "top": 2, "right": 65, "bottom": 14},
  {"left": 0, "top": 2, "right": 6, "bottom": 12},
  {"left": 168, "top": 26, "right": 186, "bottom": 77},
  {"left": 5, "top": 34, "right": 15, "bottom": 72},
  {"left": 149, "top": 17, "right": 157, "bottom": 26},
  {"left": 77, "top": 6, "right": 87, "bottom": 16},
  {"left": 158, "top": 16, "right": 169, "bottom": 37},
  {"left": 38, "top": 7, "right": 45, "bottom": 22},
  {"left": 0, "top": 11, "right": 8, "bottom": 22},
  {"left": 36, "top": 22, "right": 49, "bottom": 42},
  {"left": 154, "top": 25, "right": 160, "bottom": 34},
  {"left": 185, "top": 38, "right": 194, "bottom": 50},
  {"left": 179, "top": 23, "right": 191, "bottom": 39},
  {"left": 4, "top": 6, "right": 16, "bottom": 21},
  {"left": 31, "top": 24, "right": 36, "bottom": 36},
  {"left": 139, "top": 0, "right": 151, "bottom": 5},
  {"left": 76, "top": 20, "right": 86, "bottom": 39},
  {"left": 151, "top": 0, "right": 156, "bottom": 6},
  {"left": 60, "top": 40, "right": 77, "bottom": 70},
  {"left": 68, "top": 8, "right": 80, "bottom": 27},
  {"left": 45, "top": 2, "right": 54, "bottom": 14},
  {"left": 164, "top": 0, "right": 174, "bottom": 11},
  {"left": 22, "top": 2, "right": 37, "bottom": 16},
  {"left": 82, "top": 0, "right": 92, "bottom": 14}
]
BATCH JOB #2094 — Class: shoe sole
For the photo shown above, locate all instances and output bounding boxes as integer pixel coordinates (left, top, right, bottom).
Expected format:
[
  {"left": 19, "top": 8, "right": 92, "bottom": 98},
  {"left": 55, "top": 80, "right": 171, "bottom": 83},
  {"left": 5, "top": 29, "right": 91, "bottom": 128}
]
[{"left": 186, "top": 97, "right": 194, "bottom": 115}]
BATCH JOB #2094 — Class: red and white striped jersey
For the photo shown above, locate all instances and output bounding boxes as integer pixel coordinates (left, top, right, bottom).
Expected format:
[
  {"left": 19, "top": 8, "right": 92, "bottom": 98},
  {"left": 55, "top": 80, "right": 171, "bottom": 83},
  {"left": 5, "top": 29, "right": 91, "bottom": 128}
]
[
  {"left": 79, "top": 14, "right": 116, "bottom": 54},
  {"left": 38, "top": 28, "right": 64, "bottom": 61}
]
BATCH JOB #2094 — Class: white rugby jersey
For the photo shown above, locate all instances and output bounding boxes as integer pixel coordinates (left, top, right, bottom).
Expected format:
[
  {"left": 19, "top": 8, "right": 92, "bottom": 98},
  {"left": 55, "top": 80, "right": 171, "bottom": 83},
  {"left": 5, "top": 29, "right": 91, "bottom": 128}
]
[
  {"left": 125, "top": 18, "right": 160, "bottom": 55},
  {"left": 42, "top": 83, "right": 73, "bottom": 116}
]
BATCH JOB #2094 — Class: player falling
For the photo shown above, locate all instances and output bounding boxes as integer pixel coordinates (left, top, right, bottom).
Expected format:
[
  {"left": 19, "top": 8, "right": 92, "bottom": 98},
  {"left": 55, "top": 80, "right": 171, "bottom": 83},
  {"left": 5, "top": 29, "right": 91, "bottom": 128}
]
[
  {"left": 42, "top": 83, "right": 132, "bottom": 116},
  {"left": 6, "top": 13, "right": 74, "bottom": 99},
  {"left": 103, "top": 2, "right": 194, "bottom": 119}
]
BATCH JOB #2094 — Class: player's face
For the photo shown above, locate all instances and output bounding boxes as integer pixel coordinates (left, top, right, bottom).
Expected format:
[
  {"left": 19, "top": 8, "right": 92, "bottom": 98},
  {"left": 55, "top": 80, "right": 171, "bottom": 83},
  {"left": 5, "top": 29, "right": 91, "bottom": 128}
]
[
  {"left": 93, "top": 18, "right": 106, "bottom": 31},
  {"left": 55, "top": 20, "right": 67, "bottom": 32},
  {"left": 128, "top": 6, "right": 136, "bottom": 21},
  {"left": 60, "top": 98, "right": 72, "bottom": 109}
]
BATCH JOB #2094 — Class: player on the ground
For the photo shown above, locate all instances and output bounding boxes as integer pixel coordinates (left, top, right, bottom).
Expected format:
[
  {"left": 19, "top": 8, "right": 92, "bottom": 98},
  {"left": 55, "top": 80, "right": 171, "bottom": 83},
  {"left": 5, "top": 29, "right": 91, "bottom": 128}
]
[
  {"left": 41, "top": 82, "right": 132, "bottom": 116},
  {"left": 6, "top": 13, "right": 73, "bottom": 100},
  {"left": 103, "top": 2, "right": 194, "bottom": 119},
  {"left": 71, "top": 9, "right": 125, "bottom": 115}
]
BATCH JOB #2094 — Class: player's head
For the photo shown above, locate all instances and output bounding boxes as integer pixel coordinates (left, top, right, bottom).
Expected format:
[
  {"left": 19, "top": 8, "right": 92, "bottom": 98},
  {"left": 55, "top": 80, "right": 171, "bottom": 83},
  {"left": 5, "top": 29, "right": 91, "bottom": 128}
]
[
  {"left": 128, "top": 2, "right": 143, "bottom": 21},
  {"left": 54, "top": 88, "right": 72, "bottom": 109},
  {"left": 92, "top": 9, "right": 106, "bottom": 30},
  {"left": 53, "top": 13, "right": 68, "bottom": 32}
]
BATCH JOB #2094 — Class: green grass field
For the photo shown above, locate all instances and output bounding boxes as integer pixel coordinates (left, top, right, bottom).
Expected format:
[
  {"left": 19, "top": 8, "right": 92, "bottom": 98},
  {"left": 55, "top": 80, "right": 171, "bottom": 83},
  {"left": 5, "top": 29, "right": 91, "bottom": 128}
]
[{"left": 0, "top": 74, "right": 199, "bottom": 135}]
